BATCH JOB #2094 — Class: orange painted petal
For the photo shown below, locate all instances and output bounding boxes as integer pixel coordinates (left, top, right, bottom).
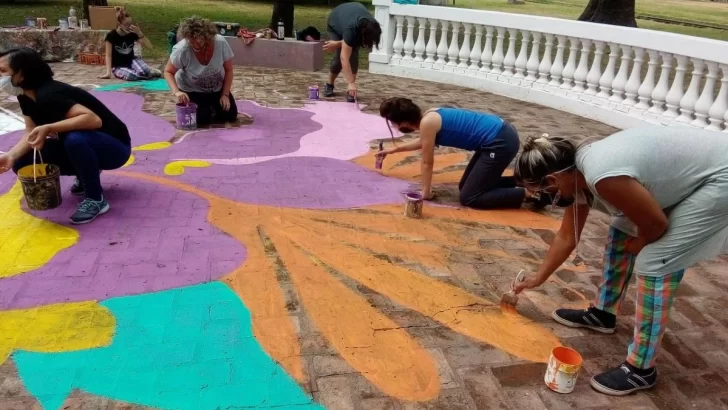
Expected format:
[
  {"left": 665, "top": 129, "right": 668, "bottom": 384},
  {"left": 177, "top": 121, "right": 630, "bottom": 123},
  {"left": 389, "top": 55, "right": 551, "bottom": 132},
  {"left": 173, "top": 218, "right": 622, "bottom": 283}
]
[{"left": 267, "top": 228, "right": 440, "bottom": 401}]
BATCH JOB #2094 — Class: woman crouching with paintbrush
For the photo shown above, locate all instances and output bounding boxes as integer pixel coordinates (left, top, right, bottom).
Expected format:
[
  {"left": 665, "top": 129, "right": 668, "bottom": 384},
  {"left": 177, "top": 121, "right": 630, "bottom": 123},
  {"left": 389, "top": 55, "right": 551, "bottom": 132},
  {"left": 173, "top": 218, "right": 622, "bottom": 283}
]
[{"left": 511, "top": 126, "right": 728, "bottom": 396}]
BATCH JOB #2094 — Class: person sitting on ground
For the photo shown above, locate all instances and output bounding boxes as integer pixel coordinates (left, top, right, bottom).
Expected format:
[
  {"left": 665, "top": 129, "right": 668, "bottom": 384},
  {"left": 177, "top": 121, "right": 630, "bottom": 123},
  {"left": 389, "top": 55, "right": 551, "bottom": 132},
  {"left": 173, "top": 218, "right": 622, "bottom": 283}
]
[
  {"left": 377, "top": 97, "right": 545, "bottom": 209},
  {"left": 163, "top": 16, "right": 238, "bottom": 126},
  {"left": 323, "top": 2, "right": 381, "bottom": 102},
  {"left": 296, "top": 26, "right": 321, "bottom": 42},
  {"left": 512, "top": 127, "right": 728, "bottom": 396},
  {"left": 100, "top": 7, "right": 161, "bottom": 81},
  {"left": 0, "top": 48, "right": 132, "bottom": 224}
]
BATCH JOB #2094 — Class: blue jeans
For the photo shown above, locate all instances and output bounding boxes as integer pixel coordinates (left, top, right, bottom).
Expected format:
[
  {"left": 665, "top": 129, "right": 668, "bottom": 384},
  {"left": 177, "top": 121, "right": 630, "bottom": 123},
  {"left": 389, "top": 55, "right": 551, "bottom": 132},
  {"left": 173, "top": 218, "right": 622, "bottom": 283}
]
[{"left": 13, "top": 131, "right": 131, "bottom": 201}]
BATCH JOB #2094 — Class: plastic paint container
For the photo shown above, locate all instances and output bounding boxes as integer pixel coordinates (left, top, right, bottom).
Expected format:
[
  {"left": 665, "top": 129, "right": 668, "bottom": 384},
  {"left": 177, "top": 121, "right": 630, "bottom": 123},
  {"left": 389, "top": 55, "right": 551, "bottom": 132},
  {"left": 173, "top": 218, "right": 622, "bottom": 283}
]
[
  {"left": 308, "top": 86, "right": 319, "bottom": 100},
  {"left": 544, "top": 346, "right": 582, "bottom": 394},
  {"left": 175, "top": 102, "right": 198, "bottom": 130}
]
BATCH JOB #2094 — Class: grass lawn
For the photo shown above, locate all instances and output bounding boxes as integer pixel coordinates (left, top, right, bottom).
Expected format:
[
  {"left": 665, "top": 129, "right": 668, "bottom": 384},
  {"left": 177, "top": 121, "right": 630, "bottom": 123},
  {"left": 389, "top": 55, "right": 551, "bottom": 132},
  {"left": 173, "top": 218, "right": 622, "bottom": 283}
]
[{"left": 0, "top": 0, "right": 725, "bottom": 63}]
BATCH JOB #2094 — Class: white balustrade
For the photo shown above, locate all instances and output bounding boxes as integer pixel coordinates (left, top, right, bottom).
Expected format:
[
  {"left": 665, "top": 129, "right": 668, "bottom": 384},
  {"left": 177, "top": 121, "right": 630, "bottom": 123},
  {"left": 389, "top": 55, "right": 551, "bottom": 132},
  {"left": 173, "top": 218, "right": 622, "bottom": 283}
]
[
  {"left": 469, "top": 24, "right": 483, "bottom": 73},
  {"left": 676, "top": 59, "right": 705, "bottom": 123},
  {"left": 369, "top": 0, "right": 728, "bottom": 132},
  {"left": 707, "top": 65, "right": 728, "bottom": 131},
  {"left": 514, "top": 30, "right": 530, "bottom": 79}
]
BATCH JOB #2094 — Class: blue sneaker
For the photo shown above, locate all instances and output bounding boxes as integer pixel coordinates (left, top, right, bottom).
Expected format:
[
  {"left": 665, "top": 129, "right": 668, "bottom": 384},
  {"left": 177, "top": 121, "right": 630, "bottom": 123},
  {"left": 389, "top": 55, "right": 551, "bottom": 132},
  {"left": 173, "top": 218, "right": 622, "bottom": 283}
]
[{"left": 70, "top": 196, "right": 110, "bottom": 225}]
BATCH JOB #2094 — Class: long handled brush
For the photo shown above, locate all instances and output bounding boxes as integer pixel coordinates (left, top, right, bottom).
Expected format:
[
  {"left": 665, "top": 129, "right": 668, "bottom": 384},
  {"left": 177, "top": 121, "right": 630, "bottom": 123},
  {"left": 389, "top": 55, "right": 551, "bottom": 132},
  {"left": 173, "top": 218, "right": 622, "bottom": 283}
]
[{"left": 500, "top": 270, "right": 525, "bottom": 306}]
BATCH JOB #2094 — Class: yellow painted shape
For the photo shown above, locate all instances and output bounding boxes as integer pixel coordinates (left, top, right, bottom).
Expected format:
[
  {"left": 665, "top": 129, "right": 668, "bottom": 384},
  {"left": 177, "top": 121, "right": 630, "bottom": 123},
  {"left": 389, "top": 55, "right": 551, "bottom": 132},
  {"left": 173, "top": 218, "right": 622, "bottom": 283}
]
[
  {"left": 123, "top": 154, "right": 135, "bottom": 168},
  {"left": 0, "top": 301, "right": 115, "bottom": 364},
  {"left": 163, "top": 160, "right": 211, "bottom": 176},
  {"left": 0, "top": 183, "right": 79, "bottom": 278},
  {"left": 133, "top": 142, "right": 172, "bottom": 151},
  {"left": 268, "top": 229, "right": 440, "bottom": 400}
]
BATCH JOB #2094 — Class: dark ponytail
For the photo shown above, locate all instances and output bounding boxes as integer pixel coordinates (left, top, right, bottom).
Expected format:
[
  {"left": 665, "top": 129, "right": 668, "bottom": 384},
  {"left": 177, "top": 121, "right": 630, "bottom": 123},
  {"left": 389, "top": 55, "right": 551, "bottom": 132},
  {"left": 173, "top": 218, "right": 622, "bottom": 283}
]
[{"left": 379, "top": 97, "right": 422, "bottom": 126}]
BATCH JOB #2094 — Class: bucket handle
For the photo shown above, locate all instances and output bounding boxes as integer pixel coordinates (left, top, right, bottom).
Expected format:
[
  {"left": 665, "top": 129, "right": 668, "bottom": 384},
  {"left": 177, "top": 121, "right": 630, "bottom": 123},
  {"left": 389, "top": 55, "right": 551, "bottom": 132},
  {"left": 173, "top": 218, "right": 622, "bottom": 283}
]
[{"left": 32, "top": 148, "right": 45, "bottom": 183}]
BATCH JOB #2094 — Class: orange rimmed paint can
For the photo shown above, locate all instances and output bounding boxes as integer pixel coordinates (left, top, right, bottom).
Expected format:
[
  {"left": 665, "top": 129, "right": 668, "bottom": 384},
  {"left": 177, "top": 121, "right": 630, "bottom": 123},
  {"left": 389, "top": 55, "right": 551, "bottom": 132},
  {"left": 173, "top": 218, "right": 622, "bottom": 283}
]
[{"left": 544, "top": 346, "right": 582, "bottom": 393}]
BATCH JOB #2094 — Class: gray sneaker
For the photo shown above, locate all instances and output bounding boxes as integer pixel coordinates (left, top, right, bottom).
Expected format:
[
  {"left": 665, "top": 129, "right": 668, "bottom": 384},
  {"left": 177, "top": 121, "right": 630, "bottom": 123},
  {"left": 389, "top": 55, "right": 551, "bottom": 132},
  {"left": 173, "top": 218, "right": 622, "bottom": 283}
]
[
  {"left": 70, "top": 177, "right": 85, "bottom": 196},
  {"left": 323, "top": 83, "right": 335, "bottom": 97},
  {"left": 70, "top": 196, "right": 110, "bottom": 225}
]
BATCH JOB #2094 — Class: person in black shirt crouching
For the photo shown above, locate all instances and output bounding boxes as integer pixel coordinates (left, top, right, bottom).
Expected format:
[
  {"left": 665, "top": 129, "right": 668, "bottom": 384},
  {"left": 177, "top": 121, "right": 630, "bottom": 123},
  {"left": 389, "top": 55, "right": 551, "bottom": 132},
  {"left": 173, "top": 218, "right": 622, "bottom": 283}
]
[{"left": 0, "top": 48, "right": 132, "bottom": 224}]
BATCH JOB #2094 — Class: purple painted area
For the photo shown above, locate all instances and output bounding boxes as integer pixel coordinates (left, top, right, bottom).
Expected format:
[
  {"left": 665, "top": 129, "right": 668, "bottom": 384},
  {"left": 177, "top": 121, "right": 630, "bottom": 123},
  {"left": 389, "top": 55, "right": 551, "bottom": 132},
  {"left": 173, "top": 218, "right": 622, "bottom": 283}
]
[{"left": 0, "top": 174, "right": 247, "bottom": 310}]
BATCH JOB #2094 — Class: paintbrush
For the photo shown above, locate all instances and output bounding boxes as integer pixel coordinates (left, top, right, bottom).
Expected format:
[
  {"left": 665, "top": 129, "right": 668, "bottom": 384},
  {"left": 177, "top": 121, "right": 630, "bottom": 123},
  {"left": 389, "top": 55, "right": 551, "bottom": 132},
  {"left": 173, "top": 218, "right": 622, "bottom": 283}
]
[{"left": 500, "top": 270, "right": 525, "bottom": 306}]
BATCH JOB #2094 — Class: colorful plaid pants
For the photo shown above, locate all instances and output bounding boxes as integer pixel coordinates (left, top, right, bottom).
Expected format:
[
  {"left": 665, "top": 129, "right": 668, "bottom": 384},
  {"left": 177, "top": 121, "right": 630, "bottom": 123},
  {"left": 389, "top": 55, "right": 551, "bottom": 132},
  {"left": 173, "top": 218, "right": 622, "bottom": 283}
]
[
  {"left": 594, "top": 226, "right": 685, "bottom": 369},
  {"left": 113, "top": 58, "right": 153, "bottom": 81}
]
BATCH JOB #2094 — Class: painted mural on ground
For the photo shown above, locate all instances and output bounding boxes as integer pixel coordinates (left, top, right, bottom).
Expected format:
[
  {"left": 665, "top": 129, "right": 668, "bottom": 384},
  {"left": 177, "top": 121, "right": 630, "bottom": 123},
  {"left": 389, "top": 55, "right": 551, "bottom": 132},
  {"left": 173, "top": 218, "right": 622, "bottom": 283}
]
[{"left": 0, "top": 92, "right": 567, "bottom": 408}]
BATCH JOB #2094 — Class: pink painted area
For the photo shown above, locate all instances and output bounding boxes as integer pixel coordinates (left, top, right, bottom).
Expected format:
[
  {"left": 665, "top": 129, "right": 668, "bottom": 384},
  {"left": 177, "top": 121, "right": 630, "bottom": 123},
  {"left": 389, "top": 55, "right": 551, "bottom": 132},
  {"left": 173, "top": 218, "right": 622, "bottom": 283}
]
[{"left": 0, "top": 174, "right": 246, "bottom": 310}]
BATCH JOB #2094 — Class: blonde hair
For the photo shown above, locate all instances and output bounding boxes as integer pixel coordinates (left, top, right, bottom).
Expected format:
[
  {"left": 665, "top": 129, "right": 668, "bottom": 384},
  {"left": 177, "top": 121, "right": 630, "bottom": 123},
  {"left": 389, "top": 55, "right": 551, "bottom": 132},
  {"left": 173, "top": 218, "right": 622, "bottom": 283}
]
[
  {"left": 514, "top": 133, "right": 577, "bottom": 185},
  {"left": 178, "top": 16, "right": 217, "bottom": 43}
]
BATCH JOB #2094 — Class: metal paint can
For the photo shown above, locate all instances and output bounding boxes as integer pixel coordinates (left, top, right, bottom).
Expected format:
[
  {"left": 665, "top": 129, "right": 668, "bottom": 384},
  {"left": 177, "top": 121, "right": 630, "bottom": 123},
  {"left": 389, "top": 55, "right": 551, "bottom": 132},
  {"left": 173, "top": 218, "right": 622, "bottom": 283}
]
[
  {"left": 544, "top": 346, "right": 582, "bottom": 394},
  {"left": 404, "top": 192, "right": 423, "bottom": 218},
  {"left": 308, "top": 86, "right": 319, "bottom": 100}
]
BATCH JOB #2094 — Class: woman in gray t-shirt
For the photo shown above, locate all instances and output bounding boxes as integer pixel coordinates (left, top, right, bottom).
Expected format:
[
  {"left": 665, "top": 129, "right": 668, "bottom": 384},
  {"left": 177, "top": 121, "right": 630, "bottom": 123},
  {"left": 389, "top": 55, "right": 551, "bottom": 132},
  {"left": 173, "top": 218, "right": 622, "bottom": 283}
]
[
  {"left": 163, "top": 16, "right": 237, "bottom": 126},
  {"left": 511, "top": 126, "right": 728, "bottom": 396}
]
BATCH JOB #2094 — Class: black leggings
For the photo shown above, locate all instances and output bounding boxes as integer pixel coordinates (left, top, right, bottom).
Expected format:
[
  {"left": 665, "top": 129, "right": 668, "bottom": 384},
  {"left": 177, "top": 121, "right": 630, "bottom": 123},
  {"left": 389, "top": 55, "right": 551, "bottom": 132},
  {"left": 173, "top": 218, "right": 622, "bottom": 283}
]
[
  {"left": 186, "top": 90, "right": 238, "bottom": 126},
  {"left": 327, "top": 30, "right": 359, "bottom": 75},
  {"left": 458, "top": 122, "right": 525, "bottom": 209}
]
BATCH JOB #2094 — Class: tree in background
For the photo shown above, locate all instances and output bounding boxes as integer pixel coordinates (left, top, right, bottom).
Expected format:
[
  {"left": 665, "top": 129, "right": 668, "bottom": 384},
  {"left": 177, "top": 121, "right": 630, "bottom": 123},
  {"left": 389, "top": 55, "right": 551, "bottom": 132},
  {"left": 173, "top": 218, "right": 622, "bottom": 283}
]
[
  {"left": 270, "top": 0, "right": 295, "bottom": 37},
  {"left": 578, "top": 0, "right": 637, "bottom": 27},
  {"left": 83, "top": 0, "right": 108, "bottom": 21}
]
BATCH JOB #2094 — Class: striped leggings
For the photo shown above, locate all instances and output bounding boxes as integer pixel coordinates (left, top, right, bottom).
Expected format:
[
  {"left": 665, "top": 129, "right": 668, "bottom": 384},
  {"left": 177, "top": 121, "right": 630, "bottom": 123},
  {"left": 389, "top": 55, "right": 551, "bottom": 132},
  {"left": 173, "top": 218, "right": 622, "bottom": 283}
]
[
  {"left": 112, "top": 58, "right": 157, "bottom": 81},
  {"left": 594, "top": 226, "right": 685, "bottom": 369}
]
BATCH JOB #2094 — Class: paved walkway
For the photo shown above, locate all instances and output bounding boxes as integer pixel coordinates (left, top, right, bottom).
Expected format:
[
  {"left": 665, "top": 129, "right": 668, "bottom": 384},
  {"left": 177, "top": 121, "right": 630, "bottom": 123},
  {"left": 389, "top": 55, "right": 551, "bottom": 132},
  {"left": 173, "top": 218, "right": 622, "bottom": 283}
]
[{"left": 0, "top": 64, "right": 727, "bottom": 410}]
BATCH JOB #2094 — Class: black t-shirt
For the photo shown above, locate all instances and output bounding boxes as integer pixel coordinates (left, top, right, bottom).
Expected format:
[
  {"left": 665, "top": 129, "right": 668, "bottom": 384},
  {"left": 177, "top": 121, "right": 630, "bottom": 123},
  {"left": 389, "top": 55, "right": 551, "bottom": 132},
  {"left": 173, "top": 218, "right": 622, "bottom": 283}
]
[
  {"left": 18, "top": 81, "right": 131, "bottom": 145},
  {"left": 105, "top": 30, "right": 139, "bottom": 68},
  {"left": 326, "top": 2, "right": 375, "bottom": 48}
]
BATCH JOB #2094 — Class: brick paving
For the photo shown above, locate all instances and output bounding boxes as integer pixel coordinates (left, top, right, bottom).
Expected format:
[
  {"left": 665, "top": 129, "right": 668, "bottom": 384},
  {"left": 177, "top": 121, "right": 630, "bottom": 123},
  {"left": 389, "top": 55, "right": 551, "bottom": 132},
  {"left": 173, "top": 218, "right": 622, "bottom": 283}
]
[{"left": 1, "top": 63, "right": 727, "bottom": 410}]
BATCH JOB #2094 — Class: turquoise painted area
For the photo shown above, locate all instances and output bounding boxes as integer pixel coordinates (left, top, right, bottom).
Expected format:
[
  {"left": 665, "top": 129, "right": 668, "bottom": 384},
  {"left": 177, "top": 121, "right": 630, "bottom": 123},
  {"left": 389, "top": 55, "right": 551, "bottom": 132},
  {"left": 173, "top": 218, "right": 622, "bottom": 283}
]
[
  {"left": 13, "top": 282, "right": 324, "bottom": 410},
  {"left": 96, "top": 78, "right": 170, "bottom": 92}
]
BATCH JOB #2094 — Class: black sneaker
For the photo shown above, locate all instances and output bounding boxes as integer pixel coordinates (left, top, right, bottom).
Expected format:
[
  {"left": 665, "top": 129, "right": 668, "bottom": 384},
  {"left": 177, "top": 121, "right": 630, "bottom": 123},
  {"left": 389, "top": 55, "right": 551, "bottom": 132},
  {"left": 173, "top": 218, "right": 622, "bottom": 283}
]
[
  {"left": 323, "top": 83, "right": 335, "bottom": 97},
  {"left": 70, "top": 196, "right": 110, "bottom": 225},
  {"left": 590, "top": 362, "right": 657, "bottom": 396},
  {"left": 552, "top": 306, "right": 616, "bottom": 334},
  {"left": 346, "top": 92, "right": 356, "bottom": 103},
  {"left": 70, "top": 178, "right": 85, "bottom": 196}
]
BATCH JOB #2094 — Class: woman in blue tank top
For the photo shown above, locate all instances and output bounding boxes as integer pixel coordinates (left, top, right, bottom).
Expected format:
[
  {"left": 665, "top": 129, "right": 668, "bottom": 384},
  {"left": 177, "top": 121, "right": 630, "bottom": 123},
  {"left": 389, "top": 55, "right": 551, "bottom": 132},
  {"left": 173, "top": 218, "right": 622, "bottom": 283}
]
[{"left": 378, "top": 97, "right": 544, "bottom": 209}]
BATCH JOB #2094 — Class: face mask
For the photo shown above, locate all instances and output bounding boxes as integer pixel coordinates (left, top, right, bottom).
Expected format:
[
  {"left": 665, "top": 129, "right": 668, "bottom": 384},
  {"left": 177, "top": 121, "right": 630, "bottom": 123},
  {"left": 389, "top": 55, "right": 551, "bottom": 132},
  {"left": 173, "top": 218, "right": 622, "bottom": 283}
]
[
  {"left": 398, "top": 126, "right": 415, "bottom": 134},
  {"left": 552, "top": 192, "right": 575, "bottom": 208},
  {"left": 0, "top": 76, "right": 22, "bottom": 96}
]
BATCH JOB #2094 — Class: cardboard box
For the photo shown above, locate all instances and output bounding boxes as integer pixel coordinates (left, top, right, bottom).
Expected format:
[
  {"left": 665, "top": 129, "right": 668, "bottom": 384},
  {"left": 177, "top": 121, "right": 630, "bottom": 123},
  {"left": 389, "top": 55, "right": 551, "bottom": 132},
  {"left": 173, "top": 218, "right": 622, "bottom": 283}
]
[{"left": 88, "top": 6, "right": 118, "bottom": 30}]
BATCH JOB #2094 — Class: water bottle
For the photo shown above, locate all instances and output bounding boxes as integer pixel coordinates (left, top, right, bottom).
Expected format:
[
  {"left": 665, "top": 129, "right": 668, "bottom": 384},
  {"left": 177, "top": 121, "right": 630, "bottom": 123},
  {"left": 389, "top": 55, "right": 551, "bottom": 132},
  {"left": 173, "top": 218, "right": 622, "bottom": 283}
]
[
  {"left": 68, "top": 6, "right": 78, "bottom": 29},
  {"left": 277, "top": 18, "right": 285, "bottom": 40}
]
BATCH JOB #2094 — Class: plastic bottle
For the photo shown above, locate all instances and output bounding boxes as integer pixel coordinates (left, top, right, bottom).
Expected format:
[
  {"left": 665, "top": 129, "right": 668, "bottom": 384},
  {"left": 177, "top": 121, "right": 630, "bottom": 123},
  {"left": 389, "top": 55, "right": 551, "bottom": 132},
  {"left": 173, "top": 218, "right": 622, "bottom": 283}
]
[
  {"left": 68, "top": 6, "right": 78, "bottom": 29},
  {"left": 277, "top": 18, "right": 285, "bottom": 40},
  {"left": 375, "top": 141, "right": 384, "bottom": 169}
]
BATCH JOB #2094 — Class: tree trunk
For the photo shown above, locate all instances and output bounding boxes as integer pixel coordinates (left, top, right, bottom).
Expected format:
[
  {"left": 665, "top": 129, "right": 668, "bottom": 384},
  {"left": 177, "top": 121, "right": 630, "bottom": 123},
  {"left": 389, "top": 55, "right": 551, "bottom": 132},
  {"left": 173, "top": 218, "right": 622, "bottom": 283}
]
[
  {"left": 578, "top": 0, "right": 637, "bottom": 28},
  {"left": 270, "top": 0, "right": 295, "bottom": 38},
  {"left": 83, "top": 0, "right": 108, "bottom": 21}
]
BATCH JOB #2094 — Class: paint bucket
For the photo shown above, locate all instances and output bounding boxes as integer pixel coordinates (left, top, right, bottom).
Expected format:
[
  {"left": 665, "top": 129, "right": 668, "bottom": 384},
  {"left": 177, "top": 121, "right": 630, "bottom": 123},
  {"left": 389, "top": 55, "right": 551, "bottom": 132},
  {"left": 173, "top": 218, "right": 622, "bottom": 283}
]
[
  {"left": 544, "top": 346, "right": 582, "bottom": 394},
  {"left": 175, "top": 102, "right": 198, "bottom": 130},
  {"left": 59, "top": 19, "right": 69, "bottom": 30},
  {"left": 17, "top": 152, "right": 62, "bottom": 211},
  {"left": 308, "top": 86, "right": 319, "bottom": 100},
  {"left": 25, "top": 17, "right": 36, "bottom": 27},
  {"left": 404, "top": 192, "right": 423, "bottom": 219}
]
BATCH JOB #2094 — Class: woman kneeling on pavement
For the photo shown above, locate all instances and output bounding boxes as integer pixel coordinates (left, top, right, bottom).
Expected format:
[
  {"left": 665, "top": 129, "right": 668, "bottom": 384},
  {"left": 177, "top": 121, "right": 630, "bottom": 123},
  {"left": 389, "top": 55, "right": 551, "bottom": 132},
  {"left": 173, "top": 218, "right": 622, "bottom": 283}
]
[
  {"left": 377, "top": 97, "right": 546, "bottom": 209},
  {"left": 0, "top": 47, "right": 132, "bottom": 224},
  {"left": 164, "top": 16, "right": 237, "bottom": 126},
  {"left": 512, "top": 126, "right": 728, "bottom": 395}
]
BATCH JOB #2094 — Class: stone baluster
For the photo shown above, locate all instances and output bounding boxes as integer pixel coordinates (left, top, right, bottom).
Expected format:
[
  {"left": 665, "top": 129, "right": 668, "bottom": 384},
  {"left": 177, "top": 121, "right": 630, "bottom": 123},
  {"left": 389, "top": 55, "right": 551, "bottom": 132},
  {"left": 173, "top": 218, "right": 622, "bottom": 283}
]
[
  {"left": 676, "top": 58, "right": 705, "bottom": 123},
  {"left": 648, "top": 53, "right": 672, "bottom": 115},
  {"left": 402, "top": 17, "right": 416, "bottom": 62},
  {"left": 424, "top": 19, "right": 438, "bottom": 66},
  {"left": 458, "top": 23, "right": 473, "bottom": 70},
  {"left": 585, "top": 41, "right": 605, "bottom": 95},
  {"left": 707, "top": 64, "right": 728, "bottom": 131},
  {"left": 623, "top": 47, "right": 645, "bottom": 106},
  {"left": 446, "top": 22, "right": 460, "bottom": 67},
  {"left": 490, "top": 27, "right": 506, "bottom": 75},
  {"left": 560, "top": 37, "right": 579, "bottom": 89},
  {"left": 479, "top": 26, "right": 494, "bottom": 74},
  {"left": 635, "top": 50, "right": 658, "bottom": 110},
  {"left": 502, "top": 29, "right": 518, "bottom": 76},
  {"left": 537, "top": 34, "right": 554, "bottom": 84},
  {"left": 597, "top": 43, "right": 619, "bottom": 99},
  {"left": 391, "top": 16, "right": 405, "bottom": 65},
  {"left": 413, "top": 18, "right": 427, "bottom": 63},
  {"left": 525, "top": 32, "right": 542, "bottom": 82},
  {"left": 435, "top": 20, "right": 449, "bottom": 69},
  {"left": 609, "top": 45, "right": 632, "bottom": 103},
  {"left": 572, "top": 39, "right": 591, "bottom": 93},
  {"left": 692, "top": 61, "right": 719, "bottom": 128},
  {"left": 469, "top": 25, "right": 483, "bottom": 73},
  {"left": 664, "top": 55, "right": 688, "bottom": 118},
  {"left": 514, "top": 30, "right": 530, "bottom": 79},
  {"left": 548, "top": 35, "right": 566, "bottom": 87}
]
